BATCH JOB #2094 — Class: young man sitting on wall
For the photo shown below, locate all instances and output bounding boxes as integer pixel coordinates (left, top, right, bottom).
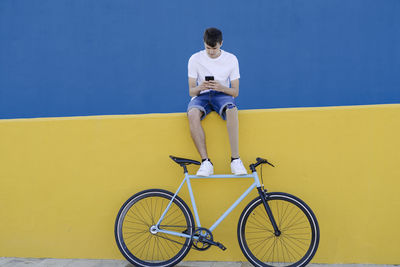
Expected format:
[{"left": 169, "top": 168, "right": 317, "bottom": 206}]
[{"left": 187, "top": 27, "right": 247, "bottom": 176}]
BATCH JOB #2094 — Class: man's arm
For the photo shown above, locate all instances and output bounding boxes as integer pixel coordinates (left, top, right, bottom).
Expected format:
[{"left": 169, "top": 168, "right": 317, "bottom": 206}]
[
  {"left": 208, "top": 79, "right": 239, "bottom": 97},
  {"left": 189, "top": 77, "right": 212, "bottom": 97}
]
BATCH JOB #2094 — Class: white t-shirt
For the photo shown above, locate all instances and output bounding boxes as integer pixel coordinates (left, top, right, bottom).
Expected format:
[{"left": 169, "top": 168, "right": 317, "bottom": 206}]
[{"left": 188, "top": 50, "right": 240, "bottom": 94}]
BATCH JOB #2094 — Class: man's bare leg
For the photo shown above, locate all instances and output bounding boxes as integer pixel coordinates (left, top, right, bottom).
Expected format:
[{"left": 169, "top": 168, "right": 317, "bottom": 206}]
[
  {"left": 226, "top": 107, "right": 247, "bottom": 175},
  {"left": 226, "top": 107, "right": 240, "bottom": 158},
  {"left": 188, "top": 108, "right": 208, "bottom": 159}
]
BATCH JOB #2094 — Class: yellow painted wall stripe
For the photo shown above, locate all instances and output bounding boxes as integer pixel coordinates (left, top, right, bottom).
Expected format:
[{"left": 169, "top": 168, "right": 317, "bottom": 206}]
[{"left": 1, "top": 104, "right": 400, "bottom": 264}]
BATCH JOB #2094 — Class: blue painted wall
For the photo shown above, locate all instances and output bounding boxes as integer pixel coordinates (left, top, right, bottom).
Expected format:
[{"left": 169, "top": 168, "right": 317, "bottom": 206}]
[{"left": 1, "top": 0, "right": 399, "bottom": 119}]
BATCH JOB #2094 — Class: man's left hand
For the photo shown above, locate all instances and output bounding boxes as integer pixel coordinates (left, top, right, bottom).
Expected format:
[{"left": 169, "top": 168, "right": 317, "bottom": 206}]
[
  {"left": 207, "top": 79, "right": 239, "bottom": 97},
  {"left": 207, "top": 81, "right": 225, "bottom": 92}
]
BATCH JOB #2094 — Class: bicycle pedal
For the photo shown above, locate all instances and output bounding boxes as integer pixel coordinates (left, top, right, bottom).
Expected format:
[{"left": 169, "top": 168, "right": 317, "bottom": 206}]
[{"left": 215, "top": 242, "right": 226, "bottom": 251}]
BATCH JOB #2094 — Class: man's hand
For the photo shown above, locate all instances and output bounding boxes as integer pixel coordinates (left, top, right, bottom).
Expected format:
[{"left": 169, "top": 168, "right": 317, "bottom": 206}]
[
  {"left": 199, "top": 81, "right": 213, "bottom": 91},
  {"left": 189, "top": 78, "right": 239, "bottom": 97},
  {"left": 189, "top": 78, "right": 210, "bottom": 96},
  {"left": 207, "top": 80, "right": 225, "bottom": 91},
  {"left": 209, "top": 79, "right": 239, "bottom": 97}
]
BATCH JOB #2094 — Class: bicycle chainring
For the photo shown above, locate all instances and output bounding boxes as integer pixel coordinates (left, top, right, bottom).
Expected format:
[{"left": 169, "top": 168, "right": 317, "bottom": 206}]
[{"left": 192, "top": 227, "right": 213, "bottom": 251}]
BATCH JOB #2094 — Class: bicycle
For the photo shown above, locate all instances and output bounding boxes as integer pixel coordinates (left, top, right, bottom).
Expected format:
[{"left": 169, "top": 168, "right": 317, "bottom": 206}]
[{"left": 115, "top": 156, "right": 320, "bottom": 267}]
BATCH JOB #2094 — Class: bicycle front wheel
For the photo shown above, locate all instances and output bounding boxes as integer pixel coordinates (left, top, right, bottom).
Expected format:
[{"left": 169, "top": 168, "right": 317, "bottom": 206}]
[
  {"left": 238, "top": 192, "right": 319, "bottom": 267},
  {"left": 115, "top": 189, "right": 194, "bottom": 267}
]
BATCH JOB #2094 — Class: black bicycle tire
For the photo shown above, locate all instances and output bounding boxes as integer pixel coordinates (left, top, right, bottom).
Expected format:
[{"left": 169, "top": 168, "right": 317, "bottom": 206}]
[
  {"left": 237, "top": 192, "right": 320, "bottom": 267},
  {"left": 115, "top": 189, "right": 195, "bottom": 267}
]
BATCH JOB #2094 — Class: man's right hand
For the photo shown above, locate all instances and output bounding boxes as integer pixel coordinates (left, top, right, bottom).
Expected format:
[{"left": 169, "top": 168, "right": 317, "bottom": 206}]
[
  {"left": 189, "top": 78, "right": 213, "bottom": 97},
  {"left": 199, "top": 81, "right": 212, "bottom": 91}
]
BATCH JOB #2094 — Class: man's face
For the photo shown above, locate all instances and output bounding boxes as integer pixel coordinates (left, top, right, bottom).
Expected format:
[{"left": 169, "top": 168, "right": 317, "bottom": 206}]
[{"left": 204, "top": 41, "right": 222, "bottom": 58}]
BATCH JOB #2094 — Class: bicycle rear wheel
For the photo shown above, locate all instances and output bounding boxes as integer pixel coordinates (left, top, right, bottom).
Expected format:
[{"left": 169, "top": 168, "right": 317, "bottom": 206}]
[
  {"left": 238, "top": 192, "right": 319, "bottom": 267},
  {"left": 115, "top": 189, "right": 194, "bottom": 267}
]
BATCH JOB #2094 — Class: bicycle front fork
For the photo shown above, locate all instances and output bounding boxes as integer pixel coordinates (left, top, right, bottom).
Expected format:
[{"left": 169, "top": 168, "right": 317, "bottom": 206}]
[{"left": 257, "top": 187, "right": 281, "bottom": 236}]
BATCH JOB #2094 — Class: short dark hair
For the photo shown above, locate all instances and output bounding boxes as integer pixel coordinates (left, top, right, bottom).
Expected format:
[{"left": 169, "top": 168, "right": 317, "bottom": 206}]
[{"left": 203, "top": 28, "right": 223, "bottom": 47}]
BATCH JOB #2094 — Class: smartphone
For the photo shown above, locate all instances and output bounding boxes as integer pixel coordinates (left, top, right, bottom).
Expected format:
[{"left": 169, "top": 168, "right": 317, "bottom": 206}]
[{"left": 205, "top": 76, "right": 214, "bottom": 81}]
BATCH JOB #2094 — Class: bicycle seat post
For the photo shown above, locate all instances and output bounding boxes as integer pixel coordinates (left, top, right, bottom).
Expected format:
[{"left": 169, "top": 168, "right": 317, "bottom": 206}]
[{"left": 180, "top": 164, "right": 188, "bottom": 174}]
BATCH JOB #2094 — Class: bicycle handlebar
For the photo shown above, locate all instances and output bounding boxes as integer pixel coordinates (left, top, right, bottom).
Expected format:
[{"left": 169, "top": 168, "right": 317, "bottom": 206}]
[{"left": 249, "top": 157, "right": 275, "bottom": 172}]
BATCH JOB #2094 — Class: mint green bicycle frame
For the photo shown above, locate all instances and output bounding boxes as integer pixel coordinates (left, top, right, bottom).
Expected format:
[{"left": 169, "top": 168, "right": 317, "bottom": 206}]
[{"left": 154, "top": 172, "right": 262, "bottom": 239}]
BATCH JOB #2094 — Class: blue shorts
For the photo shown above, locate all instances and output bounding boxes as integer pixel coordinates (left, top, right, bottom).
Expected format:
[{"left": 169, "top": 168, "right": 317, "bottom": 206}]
[{"left": 187, "top": 91, "right": 236, "bottom": 120}]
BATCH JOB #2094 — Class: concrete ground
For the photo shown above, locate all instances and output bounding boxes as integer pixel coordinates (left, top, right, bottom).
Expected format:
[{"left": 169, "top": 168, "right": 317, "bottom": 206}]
[{"left": 0, "top": 258, "right": 398, "bottom": 267}]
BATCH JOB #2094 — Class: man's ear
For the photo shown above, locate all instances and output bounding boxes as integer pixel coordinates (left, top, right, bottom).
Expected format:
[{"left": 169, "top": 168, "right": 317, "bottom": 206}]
[{"left": 220, "top": 40, "right": 223, "bottom": 47}]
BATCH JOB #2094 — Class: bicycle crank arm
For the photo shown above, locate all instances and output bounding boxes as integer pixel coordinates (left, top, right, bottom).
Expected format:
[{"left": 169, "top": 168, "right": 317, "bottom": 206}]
[{"left": 202, "top": 239, "right": 227, "bottom": 251}]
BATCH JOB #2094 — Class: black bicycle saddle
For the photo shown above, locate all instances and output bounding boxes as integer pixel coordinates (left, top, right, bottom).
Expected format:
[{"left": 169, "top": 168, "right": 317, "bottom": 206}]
[{"left": 169, "top": 155, "right": 201, "bottom": 166}]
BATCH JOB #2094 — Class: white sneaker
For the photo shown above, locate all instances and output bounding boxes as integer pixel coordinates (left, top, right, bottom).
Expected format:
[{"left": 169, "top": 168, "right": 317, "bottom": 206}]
[
  {"left": 231, "top": 158, "right": 247, "bottom": 175},
  {"left": 196, "top": 160, "right": 214, "bottom": 176}
]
